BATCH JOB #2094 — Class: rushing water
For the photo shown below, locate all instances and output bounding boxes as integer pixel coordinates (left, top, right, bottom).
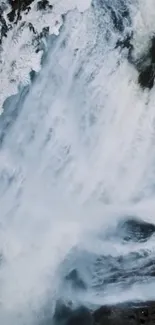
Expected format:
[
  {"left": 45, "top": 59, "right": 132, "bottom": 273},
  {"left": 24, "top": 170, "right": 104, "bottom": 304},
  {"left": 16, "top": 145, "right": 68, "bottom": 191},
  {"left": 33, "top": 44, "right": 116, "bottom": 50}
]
[{"left": 1, "top": 0, "right": 155, "bottom": 324}]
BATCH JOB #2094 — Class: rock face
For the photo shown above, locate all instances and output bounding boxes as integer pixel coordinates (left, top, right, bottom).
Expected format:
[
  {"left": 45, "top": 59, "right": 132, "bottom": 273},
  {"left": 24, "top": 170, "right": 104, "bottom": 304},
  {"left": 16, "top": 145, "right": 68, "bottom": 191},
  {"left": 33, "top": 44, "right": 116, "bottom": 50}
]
[
  {"left": 116, "top": 218, "right": 155, "bottom": 242},
  {"left": 52, "top": 301, "right": 155, "bottom": 325},
  {"left": 116, "top": 33, "right": 155, "bottom": 90},
  {"left": 93, "top": 302, "right": 155, "bottom": 325},
  {"left": 127, "top": 35, "right": 155, "bottom": 90},
  {"left": 53, "top": 302, "right": 93, "bottom": 325},
  {"left": 65, "top": 269, "right": 86, "bottom": 290},
  {"left": 136, "top": 36, "right": 155, "bottom": 90}
]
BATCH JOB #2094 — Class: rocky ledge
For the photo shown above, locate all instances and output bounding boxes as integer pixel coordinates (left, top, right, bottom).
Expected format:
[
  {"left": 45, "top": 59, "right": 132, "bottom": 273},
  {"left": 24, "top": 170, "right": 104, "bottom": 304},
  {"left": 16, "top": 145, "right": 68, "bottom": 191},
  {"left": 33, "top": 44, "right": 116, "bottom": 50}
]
[{"left": 53, "top": 301, "right": 155, "bottom": 325}]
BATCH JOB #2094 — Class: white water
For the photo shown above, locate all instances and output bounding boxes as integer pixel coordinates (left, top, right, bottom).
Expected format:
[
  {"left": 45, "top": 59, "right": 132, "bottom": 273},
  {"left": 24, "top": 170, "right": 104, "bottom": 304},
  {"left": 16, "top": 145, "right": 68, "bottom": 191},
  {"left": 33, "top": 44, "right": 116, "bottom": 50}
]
[{"left": 1, "top": 0, "right": 155, "bottom": 324}]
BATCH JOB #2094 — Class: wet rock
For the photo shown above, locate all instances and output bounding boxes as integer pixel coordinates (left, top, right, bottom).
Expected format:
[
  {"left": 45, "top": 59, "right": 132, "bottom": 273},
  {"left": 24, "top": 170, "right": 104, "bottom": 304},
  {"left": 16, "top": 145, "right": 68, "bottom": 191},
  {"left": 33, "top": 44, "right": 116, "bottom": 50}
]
[
  {"left": 65, "top": 269, "right": 86, "bottom": 290},
  {"left": 0, "top": 14, "right": 9, "bottom": 43},
  {"left": 7, "top": 0, "right": 34, "bottom": 22},
  {"left": 149, "top": 36, "right": 155, "bottom": 64},
  {"left": 53, "top": 301, "right": 73, "bottom": 324},
  {"left": 93, "top": 301, "right": 155, "bottom": 325},
  {"left": 0, "top": 0, "right": 52, "bottom": 54},
  {"left": 138, "top": 65, "right": 155, "bottom": 89},
  {"left": 128, "top": 36, "right": 155, "bottom": 90},
  {"left": 116, "top": 33, "right": 133, "bottom": 50},
  {"left": 7, "top": 0, "right": 52, "bottom": 23},
  {"left": 117, "top": 218, "right": 155, "bottom": 242},
  {"left": 51, "top": 301, "right": 155, "bottom": 325},
  {"left": 53, "top": 302, "right": 93, "bottom": 325},
  {"left": 115, "top": 32, "right": 134, "bottom": 62},
  {"left": 37, "top": 0, "right": 53, "bottom": 11},
  {"left": 67, "top": 307, "right": 93, "bottom": 325}
]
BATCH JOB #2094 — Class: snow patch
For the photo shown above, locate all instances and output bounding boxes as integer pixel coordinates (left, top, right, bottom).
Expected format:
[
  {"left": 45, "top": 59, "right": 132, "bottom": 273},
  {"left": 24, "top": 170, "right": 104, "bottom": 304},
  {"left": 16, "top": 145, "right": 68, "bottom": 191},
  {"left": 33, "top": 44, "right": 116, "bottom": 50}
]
[{"left": 0, "top": 0, "right": 92, "bottom": 113}]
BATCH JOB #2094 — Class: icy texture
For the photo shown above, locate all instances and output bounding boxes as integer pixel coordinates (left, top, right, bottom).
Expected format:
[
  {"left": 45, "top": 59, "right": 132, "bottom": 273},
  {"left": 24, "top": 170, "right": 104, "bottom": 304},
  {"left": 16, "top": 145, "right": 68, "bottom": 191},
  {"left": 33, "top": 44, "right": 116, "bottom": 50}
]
[{"left": 0, "top": 0, "right": 92, "bottom": 113}]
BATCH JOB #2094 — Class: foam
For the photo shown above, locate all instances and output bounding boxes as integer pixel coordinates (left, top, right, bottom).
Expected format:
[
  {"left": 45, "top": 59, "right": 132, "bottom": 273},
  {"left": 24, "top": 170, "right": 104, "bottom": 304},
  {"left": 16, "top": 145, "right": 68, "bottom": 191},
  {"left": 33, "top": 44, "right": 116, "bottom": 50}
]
[{"left": 1, "top": 0, "right": 155, "bottom": 323}]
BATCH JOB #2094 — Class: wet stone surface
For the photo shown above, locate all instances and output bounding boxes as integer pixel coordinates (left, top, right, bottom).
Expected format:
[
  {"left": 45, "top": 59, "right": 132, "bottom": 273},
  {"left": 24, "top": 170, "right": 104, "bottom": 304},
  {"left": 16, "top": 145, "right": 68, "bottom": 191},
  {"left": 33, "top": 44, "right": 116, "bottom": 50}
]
[
  {"left": 115, "top": 218, "right": 155, "bottom": 242},
  {"left": 51, "top": 301, "right": 155, "bottom": 325}
]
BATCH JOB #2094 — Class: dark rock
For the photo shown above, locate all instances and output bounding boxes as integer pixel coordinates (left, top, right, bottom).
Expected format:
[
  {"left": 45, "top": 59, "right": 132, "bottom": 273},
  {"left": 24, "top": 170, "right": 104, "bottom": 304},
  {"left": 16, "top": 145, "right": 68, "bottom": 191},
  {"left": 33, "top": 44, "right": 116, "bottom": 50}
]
[
  {"left": 115, "top": 32, "right": 134, "bottom": 62},
  {"left": 67, "top": 307, "right": 93, "bottom": 325},
  {"left": 138, "top": 65, "right": 155, "bottom": 89},
  {"left": 0, "top": 15, "right": 9, "bottom": 43},
  {"left": 7, "top": 0, "right": 34, "bottom": 22},
  {"left": 37, "top": 0, "right": 53, "bottom": 11},
  {"left": 41, "top": 26, "right": 50, "bottom": 38},
  {"left": 93, "top": 301, "right": 155, "bottom": 325},
  {"left": 65, "top": 269, "right": 86, "bottom": 290},
  {"left": 7, "top": 0, "right": 52, "bottom": 23},
  {"left": 51, "top": 301, "right": 155, "bottom": 325},
  {"left": 149, "top": 36, "right": 155, "bottom": 64},
  {"left": 53, "top": 302, "right": 93, "bottom": 325},
  {"left": 28, "top": 22, "right": 36, "bottom": 33},
  {"left": 127, "top": 35, "right": 155, "bottom": 90},
  {"left": 0, "top": 1, "right": 52, "bottom": 54},
  {"left": 116, "top": 33, "right": 133, "bottom": 50},
  {"left": 93, "top": 305, "right": 112, "bottom": 324},
  {"left": 136, "top": 36, "right": 155, "bottom": 89},
  {"left": 30, "top": 70, "right": 36, "bottom": 82},
  {"left": 116, "top": 218, "right": 155, "bottom": 242},
  {"left": 53, "top": 301, "right": 73, "bottom": 324}
]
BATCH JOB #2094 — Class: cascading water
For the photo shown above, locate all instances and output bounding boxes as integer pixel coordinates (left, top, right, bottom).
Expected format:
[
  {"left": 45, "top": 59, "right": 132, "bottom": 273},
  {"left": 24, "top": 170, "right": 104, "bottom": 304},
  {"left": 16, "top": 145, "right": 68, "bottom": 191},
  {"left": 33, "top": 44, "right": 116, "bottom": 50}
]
[{"left": 1, "top": 0, "right": 155, "bottom": 324}]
